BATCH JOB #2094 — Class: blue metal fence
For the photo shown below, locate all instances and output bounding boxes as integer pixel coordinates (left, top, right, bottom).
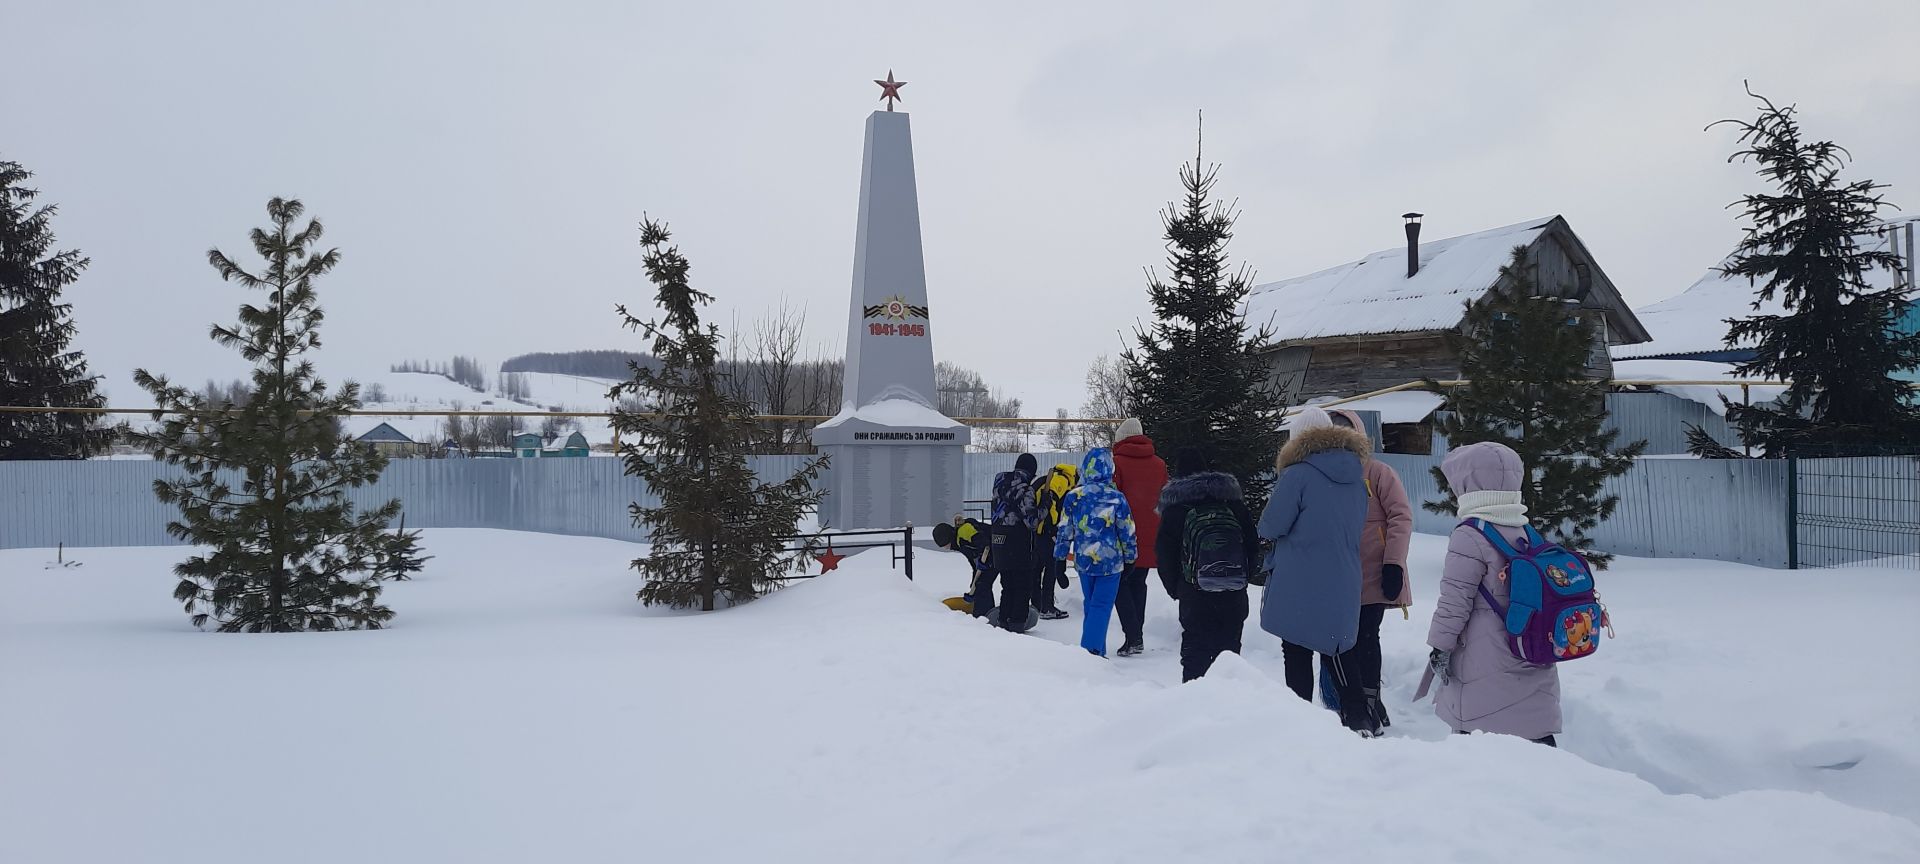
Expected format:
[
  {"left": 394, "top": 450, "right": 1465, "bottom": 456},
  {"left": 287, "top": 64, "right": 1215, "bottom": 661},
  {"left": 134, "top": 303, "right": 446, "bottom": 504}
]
[
  {"left": 1376, "top": 453, "right": 1792, "bottom": 567},
  {"left": 0, "top": 453, "right": 1878, "bottom": 569},
  {"left": 0, "top": 455, "right": 1047, "bottom": 552}
]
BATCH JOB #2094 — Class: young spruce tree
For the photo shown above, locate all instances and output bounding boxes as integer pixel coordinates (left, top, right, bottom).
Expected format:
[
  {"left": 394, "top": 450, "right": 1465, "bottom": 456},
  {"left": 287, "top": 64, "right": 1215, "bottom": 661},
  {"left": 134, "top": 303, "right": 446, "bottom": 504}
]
[
  {"left": 1692, "top": 85, "right": 1920, "bottom": 456},
  {"left": 609, "top": 218, "right": 827, "bottom": 611},
  {"left": 0, "top": 160, "right": 112, "bottom": 459},
  {"left": 1125, "top": 126, "right": 1285, "bottom": 506},
  {"left": 134, "top": 198, "right": 425, "bottom": 632},
  {"left": 1429, "top": 246, "right": 1646, "bottom": 567}
]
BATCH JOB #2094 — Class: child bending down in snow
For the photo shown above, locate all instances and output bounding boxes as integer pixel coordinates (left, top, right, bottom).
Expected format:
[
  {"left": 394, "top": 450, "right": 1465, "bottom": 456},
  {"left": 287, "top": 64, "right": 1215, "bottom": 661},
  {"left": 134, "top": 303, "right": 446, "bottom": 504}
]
[
  {"left": 933, "top": 515, "right": 993, "bottom": 615},
  {"left": 1053, "top": 448, "right": 1137, "bottom": 657}
]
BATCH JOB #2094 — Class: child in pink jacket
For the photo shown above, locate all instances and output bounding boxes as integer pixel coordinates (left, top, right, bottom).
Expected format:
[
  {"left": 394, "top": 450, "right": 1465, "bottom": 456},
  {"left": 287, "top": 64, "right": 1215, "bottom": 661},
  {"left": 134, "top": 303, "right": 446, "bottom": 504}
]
[{"left": 1331, "top": 410, "right": 1414, "bottom": 729}]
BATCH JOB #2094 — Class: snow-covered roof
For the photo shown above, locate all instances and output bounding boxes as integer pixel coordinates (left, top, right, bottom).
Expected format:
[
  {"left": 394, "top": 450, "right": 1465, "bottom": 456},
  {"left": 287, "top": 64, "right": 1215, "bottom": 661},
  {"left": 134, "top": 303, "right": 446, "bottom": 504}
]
[
  {"left": 355, "top": 422, "right": 415, "bottom": 444},
  {"left": 543, "top": 431, "right": 588, "bottom": 451},
  {"left": 1245, "top": 217, "right": 1547, "bottom": 342},
  {"left": 1617, "top": 213, "right": 1918, "bottom": 361},
  {"left": 1611, "top": 359, "right": 1787, "bottom": 415},
  {"left": 1308, "top": 390, "right": 1445, "bottom": 424}
]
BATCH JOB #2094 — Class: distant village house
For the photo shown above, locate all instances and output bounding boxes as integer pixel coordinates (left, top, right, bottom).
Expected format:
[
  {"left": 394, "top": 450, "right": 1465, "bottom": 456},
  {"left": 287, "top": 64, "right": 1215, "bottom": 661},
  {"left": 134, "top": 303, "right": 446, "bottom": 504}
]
[
  {"left": 355, "top": 422, "right": 426, "bottom": 457},
  {"left": 511, "top": 430, "right": 590, "bottom": 458}
]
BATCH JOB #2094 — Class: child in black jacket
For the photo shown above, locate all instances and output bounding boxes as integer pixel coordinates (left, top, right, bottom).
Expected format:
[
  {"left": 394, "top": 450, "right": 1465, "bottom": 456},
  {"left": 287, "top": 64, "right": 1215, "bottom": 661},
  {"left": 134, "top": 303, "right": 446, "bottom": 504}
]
[{"left": 1155, "top": 446, "right": 1260, "bottom": 682}]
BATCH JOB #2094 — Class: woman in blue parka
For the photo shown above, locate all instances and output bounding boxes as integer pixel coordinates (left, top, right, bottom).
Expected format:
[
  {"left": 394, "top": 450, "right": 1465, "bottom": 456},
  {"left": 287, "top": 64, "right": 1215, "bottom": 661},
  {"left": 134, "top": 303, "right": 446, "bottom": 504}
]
[{"left": 1257, "top": 406, "right": 1375, "bottom": 734}]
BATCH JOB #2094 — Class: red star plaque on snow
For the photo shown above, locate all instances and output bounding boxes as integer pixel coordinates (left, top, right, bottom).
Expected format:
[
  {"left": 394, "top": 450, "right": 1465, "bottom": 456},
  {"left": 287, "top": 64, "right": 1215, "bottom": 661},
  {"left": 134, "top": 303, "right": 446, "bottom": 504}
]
[
  {"left": 815, "top": 547, "right": 847, "bottom": 573},
  {"left": 874, "top": 70, "right": 906, "bottom": 111}
]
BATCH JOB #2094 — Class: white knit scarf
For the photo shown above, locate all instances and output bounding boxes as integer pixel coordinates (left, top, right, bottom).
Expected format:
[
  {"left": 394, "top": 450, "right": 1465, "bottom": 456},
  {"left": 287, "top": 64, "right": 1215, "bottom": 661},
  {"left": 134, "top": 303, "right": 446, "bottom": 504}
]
[{"left": 1455, "top": 490, "right": 1529, "bottom": 527}]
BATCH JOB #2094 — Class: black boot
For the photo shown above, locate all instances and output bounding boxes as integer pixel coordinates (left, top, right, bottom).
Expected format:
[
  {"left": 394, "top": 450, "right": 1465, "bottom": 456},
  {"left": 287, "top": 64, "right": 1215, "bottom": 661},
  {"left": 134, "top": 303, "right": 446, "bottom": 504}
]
[
  {"left": 1342, "top": 704, "right": 1382, "bottom": 738},
  {"left": 1364, "top": 687, "right": 1391, "bottom": 728}
]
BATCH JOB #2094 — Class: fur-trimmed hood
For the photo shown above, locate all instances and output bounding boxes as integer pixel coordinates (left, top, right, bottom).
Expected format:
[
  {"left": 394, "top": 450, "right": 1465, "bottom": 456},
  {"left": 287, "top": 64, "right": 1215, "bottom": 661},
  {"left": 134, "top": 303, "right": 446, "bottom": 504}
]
[
  {"left": 1157, "top": 471, "right": 1243, "bottom": 512},
  {"left": 1277, "top": 425, "right": 1371, "bottom": 471}
]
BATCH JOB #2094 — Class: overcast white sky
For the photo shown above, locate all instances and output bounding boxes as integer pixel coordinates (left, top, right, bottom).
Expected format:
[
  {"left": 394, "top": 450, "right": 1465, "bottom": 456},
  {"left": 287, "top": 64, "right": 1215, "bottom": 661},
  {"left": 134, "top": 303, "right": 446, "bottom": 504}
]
[{"left": 6, "top": 0, "right": 1918, "bottom": 414}]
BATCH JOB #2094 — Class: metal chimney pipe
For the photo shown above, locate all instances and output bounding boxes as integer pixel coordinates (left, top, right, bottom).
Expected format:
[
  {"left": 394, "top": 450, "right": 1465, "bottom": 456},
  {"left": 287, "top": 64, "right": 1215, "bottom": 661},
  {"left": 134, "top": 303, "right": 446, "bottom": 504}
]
[
  {"left": 1403, "top": 212, "right": 1424, "bottom": 278},
  {"left": 1906, "top": 221, "right": 1916, "bottom": 290}
]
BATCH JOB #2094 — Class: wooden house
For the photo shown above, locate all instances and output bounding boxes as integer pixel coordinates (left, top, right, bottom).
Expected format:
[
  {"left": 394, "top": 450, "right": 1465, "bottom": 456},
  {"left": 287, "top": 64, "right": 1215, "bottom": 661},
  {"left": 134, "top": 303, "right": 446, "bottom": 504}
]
[
  {"left": 1247, "top": 214, "right": 1653, "bottom": 408},
  {"left": 356, "top": 422, "right": 423, "bottom": 457}
]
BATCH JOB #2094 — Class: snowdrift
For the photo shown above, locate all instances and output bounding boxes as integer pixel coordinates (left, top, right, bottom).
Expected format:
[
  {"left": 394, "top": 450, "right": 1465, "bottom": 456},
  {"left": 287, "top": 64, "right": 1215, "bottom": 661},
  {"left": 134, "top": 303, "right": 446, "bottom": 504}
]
[{"left": 1, "top": 530, "right": 1914, "bottom": 863}]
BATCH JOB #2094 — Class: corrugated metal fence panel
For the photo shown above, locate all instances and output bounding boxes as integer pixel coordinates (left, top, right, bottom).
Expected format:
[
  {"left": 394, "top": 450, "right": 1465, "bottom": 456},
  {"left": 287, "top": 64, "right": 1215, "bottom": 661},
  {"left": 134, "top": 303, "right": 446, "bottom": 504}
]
[
  {"left": 961, "top": 452, "right": 1085, "bottom": 504},
  {"left": 1601, "top": 458, "right": 1789, "bottom": 566},
  {"left": 1, "top": 452, "right": 1792, "bottom": 565},
  {"left": 1605, "top": 392, "right": 1739, "bottom": 456},
  {"left": 1371, "top": 452, "right": 1790, "bottom": 567},
  {"left": 1375, "top": 454, "right": 1454, "bottom": 536},
  {"left": 1, "top": 453, "right": 1081, "bottom": 551}
]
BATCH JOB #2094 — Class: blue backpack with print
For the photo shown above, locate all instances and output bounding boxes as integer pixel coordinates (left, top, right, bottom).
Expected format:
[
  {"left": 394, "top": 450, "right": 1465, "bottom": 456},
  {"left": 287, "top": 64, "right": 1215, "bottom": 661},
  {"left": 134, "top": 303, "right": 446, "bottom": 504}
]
[{"left": 1465, "top": 519, "right": 1609, "bottom": 666}]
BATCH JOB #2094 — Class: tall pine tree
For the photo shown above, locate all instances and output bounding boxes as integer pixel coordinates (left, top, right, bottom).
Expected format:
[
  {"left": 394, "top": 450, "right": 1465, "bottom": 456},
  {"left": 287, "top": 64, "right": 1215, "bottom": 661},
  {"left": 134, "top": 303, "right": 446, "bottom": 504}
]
[
  {"left": 1703, "top": 85, "right": 1920, "bottom": 455},
  {"left": 134, "top": 198, "right": 425, "bottom": 632},
  {"left": 1125, "top": 124, "right": 1285, "bottom": 505},
  {"left": 1429, "top": 246, "right": 1645, "bottom": 567},
  {"left": 609, "top": 218, "right": 826, "bottom": 611},
  {"left": 0, "top": 160, "right": 112, "bottom": 459}
]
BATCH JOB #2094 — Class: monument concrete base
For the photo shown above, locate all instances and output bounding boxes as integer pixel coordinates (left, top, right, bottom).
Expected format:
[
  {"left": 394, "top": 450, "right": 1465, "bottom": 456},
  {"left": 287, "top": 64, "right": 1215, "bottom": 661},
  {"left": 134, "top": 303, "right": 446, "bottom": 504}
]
[{"left": 815, "top": 441, "right": 966, "bottom": 530}]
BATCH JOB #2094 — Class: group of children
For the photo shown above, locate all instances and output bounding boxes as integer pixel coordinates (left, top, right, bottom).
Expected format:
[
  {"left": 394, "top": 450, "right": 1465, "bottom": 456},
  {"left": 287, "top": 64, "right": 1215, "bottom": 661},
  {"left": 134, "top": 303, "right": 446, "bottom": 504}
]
[
  {"left": 932, "top": 410, "right": 1580, "bottom": 744},
  {"left": 933, "top": 419, "right": 1259, "bottom": 680}
]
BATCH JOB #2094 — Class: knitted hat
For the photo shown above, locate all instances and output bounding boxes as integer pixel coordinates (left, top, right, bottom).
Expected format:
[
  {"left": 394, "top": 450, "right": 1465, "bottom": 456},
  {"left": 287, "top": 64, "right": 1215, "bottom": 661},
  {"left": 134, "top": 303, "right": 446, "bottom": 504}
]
[
  {"left": 1115, "top": 417, "right": 1144, "bottom": 440},
  {"left": 1286, "top": 406, "right": 1334, "bottom": 432},
  {"left": 1015, "top": 453, "right": 1038, "bottom": 475}
]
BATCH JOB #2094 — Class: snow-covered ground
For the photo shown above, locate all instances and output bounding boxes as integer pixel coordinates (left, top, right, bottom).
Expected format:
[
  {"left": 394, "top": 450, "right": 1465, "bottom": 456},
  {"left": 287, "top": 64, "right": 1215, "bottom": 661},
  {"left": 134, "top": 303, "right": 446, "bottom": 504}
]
[{"left": 2, "top": 530, "right": 1914, "bottom": 862}]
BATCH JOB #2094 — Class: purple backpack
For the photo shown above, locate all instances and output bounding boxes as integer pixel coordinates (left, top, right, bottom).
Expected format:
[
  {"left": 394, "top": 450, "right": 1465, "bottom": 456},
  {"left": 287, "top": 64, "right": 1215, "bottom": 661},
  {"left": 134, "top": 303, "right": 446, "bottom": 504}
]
[{"left": 1465, "top": 519, "right": 1609, "bottom": 666}]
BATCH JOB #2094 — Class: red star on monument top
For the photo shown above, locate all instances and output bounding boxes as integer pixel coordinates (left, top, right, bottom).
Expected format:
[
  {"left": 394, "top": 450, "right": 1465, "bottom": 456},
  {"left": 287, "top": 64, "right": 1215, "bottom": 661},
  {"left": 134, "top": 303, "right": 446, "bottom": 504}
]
[
  {"left": 874, "top": 70, "right": 907, "bottom": 111},
  {"left": 815, "top": 547, "right": 847, "bottom": 574}
]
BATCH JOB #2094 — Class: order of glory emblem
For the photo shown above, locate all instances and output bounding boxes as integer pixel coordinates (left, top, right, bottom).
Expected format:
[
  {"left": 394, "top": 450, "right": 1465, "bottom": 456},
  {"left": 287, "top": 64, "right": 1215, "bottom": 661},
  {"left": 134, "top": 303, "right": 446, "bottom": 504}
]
[{"left": 864, "top": 295, "right": 929, "bottom": 321}]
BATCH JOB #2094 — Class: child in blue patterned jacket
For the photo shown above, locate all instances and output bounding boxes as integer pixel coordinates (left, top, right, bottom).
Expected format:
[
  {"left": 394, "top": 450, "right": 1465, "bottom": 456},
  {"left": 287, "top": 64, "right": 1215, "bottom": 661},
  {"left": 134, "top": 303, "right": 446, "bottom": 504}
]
[{"left": 1053, "top": 447, "right": 1138, "bottom": 656}]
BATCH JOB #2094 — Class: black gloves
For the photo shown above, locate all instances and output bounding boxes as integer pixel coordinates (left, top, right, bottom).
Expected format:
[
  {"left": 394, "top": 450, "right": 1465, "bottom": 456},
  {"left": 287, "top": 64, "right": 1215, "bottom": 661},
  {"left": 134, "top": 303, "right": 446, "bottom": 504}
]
[
  {"left": 1428, "top": 648, "right": 1451, "bottom": 685},
  {"left": 1381, "top": 564, "right": 1404, "bottom": 602}
]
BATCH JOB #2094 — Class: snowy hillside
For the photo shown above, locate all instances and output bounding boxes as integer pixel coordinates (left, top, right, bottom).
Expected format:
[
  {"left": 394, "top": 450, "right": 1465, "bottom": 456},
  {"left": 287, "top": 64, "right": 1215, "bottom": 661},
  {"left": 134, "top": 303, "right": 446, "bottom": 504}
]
[
  {"left": 345, "top": 370, "right": 624, "bottom": 447},
  {"left": 1, "top": 531, "right": 1914, "bottom": 862}
]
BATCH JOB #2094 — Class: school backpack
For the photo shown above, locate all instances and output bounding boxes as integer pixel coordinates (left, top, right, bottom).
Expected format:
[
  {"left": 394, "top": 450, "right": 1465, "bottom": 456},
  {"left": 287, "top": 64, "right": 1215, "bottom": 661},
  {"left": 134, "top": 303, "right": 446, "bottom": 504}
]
[
  {"left": 1465, "top": 519, "right": 1608, "bottom": 665},
  {"left": 1182, "top": 503, "right": 1249, "bottom": 592},
  {"left": 1034, "top": 463, "right": 1079, "bottom": 534}
]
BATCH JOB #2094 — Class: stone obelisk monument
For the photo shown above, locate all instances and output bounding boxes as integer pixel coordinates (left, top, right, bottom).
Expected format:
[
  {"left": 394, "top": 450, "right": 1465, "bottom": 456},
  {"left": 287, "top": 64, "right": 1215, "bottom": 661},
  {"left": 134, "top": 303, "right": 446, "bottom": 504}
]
[{"left": 812, "top": 72, "right": 970, "bottom": 529}]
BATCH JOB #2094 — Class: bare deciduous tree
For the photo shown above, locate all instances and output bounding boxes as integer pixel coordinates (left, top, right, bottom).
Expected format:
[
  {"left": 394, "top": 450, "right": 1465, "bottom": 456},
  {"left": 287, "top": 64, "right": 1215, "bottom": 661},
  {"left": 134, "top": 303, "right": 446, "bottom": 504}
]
[
  {"left": 1078, "top": 354, "right": 1132, "bottom": 449},
  {"left": 723, "top": 301, "right": 844, "bottom": 454},
  {"left": 1045, "top": 408, "right": 1073, "bottom": 451}
]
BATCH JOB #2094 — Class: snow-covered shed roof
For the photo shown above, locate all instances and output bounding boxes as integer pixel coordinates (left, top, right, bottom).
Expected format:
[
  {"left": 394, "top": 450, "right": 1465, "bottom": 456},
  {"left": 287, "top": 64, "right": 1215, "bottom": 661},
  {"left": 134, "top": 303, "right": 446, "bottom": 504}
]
[
  {"left": 1307, "top": 390, "right": 1445, "bottom": 424},
  {"left": 1246, "top": 215, "right": 1650, "bottom": 345},
  {"left": 543, "top": 431, "right": 589, "bottom": 451},
  {"left": 1611, "top": 359, "right": 1787, "bottom": 415},
  {"left": 1618, "top": 214, "right": 1920, "bottom": 361},
  {"left": 355, "top": 422, "right": 415, "bottom": 444}
]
